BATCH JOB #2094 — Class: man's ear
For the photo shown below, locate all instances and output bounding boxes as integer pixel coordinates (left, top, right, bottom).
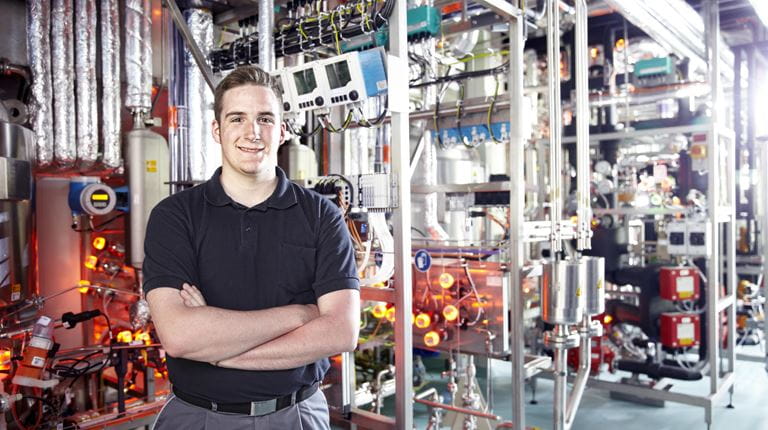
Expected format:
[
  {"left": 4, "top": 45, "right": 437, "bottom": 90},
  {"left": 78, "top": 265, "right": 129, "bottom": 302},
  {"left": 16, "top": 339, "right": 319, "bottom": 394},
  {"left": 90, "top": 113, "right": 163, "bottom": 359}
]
[
  {"left": 279, "top": 120, "right": 287, "bottom": 146},
  {"left": 212, "top": 119, "right": 221, "bottom": 144}
]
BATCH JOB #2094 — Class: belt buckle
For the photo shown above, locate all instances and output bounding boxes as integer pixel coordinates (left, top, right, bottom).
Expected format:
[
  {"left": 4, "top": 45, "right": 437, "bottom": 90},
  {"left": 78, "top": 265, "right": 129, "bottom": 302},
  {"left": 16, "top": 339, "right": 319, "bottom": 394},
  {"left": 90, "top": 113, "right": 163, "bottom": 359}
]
[{"left": 249, "top": 398, "right": 277, "bottom": 416}]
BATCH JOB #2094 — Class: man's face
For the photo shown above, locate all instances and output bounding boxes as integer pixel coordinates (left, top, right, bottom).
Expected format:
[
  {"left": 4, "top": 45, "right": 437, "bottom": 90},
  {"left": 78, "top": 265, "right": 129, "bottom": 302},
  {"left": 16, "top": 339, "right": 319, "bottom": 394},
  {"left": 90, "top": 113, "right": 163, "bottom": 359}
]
[{"left": 212, "top": 84, "right": 285, "bottom": 179}]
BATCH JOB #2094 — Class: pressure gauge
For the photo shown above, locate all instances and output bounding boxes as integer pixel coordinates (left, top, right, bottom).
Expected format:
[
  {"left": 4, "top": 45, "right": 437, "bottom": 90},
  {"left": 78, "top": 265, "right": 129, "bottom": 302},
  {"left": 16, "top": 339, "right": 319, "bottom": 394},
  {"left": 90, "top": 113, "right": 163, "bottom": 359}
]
[
  {"left": 597, "top": 179, "right": 614, "bottom": 194},
  {"left": 595, "top": 160, "right": 612, "bottom": 176}
]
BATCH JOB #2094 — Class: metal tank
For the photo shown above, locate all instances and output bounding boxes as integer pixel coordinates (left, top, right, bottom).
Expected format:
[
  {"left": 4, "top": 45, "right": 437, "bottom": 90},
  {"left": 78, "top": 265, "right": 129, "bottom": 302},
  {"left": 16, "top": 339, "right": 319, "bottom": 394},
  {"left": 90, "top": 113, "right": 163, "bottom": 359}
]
[
  {"left": 541, "top": 258, "right": 587, "bottom": 325},
  {"left": 125, "top": 125, "right": 170, "bottom": 270},
  {"left": 583, "top": 256, "right": 605, "bottom": 315},
  {"left": 0, "top": 120, "right": 35, "bottom": 309}
]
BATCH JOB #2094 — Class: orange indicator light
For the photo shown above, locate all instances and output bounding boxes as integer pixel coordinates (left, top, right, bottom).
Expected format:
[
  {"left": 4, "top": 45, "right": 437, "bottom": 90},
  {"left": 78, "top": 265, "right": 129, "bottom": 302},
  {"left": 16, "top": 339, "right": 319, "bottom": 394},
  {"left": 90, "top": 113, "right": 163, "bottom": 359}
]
[
  {"left": 603, "top": 314, "right": 613, "bottom": 324},
  {"left": 414, "top": 313, "right": 431, "bottom": 329},
  {"left": 385, "top": 307, "right": 396, "bottom": 323},
  {"left": 117, "top": 330, "right": 133, "bottom": 343},
  {"left": 78, "top": 280, "right": 91, "bottom": 294},
  {"left": 84, "top": 255, "right": 98, "bottom": 270},
  {"left": 371, "top": 303, "right": 388, "bottom": 319},
  {"left": 443, "top": 305, "right": 459, "bottom": 322},
  {"left": 92, "top": 236, "right": 106, "bottom": 250},
  {"left": 424, "top": 330, "right": 441, "bottom": 347},
  {"left": 438, "top": 272, "right": 455, "bottom": 289}
]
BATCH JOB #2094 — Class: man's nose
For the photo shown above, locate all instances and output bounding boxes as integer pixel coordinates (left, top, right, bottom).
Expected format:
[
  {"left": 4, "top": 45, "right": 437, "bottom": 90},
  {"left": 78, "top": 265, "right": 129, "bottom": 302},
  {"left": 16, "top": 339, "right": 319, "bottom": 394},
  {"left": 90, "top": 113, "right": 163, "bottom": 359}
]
[{"left": 245, "top": 120, "right": 261, "bottom": 139}]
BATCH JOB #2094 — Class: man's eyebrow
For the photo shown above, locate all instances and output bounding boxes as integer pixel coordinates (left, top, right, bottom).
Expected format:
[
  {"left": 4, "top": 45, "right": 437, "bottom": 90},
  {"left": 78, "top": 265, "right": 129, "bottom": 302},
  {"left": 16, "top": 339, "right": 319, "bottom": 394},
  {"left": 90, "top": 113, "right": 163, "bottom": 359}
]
[
  {"left": 224, "top": 111, "right": 246, "bottom": 118},
  {"left": 224, "top": 111, "right": 276, "bottom": 118}
]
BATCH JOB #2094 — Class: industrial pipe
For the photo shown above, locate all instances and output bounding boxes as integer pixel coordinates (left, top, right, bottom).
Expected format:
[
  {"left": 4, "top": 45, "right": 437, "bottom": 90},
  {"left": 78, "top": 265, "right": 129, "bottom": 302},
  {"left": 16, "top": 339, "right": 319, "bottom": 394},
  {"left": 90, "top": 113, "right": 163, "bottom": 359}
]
[
  {"left": 101, "top": 0, "right": 122, "bottom": 169},
  {"left": 413, "top": 398, "right": 501, "bottom": 421},
  {"left": 125, "top": 0, "right": 152, "bottom": 114},
  {"left": 552, "top": 324, "right": 568, "bottom": 430},
  {"left": 51, "top": 0, "right": 76, "bottom": 167},
  {"left": 564, "top": 315, "right": 592, "bottom": 429},
  {"left": 185, "top": 8, "right": 215, "bottom": 182},
  {"left": 546, "top": 0, "right": 563, "bottom": 253},
  {"left": 575, "top": 0, "right": 590, "bottom": 250},
  {"left": 258, "top": 0, "right": 275, "bottom": 71},
  {"left": 75, "top": 0, "right": 98, "bottom": 166}
]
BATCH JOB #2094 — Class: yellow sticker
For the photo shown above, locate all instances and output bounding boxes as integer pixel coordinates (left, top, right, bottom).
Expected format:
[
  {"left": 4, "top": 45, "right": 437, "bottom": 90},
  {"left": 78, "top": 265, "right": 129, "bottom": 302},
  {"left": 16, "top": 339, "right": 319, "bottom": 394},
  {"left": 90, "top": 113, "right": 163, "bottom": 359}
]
[
  {"left": 146, "top": 160, "right": 157, "bottom": 173},
  {"left": 679, "top": 291, "right": 693, "bottom": 299},
  {"left": 576, "top": 288, "right": 582, "bottom": 297},
  {"left": 11, "top": 283, "right": 21, "bottom": 301},
  {"left": 679, "top": 338, "right": 693, "bottom": 346},
  {"left": 597, "top": 279, "right": 603, "bottom": 290}
]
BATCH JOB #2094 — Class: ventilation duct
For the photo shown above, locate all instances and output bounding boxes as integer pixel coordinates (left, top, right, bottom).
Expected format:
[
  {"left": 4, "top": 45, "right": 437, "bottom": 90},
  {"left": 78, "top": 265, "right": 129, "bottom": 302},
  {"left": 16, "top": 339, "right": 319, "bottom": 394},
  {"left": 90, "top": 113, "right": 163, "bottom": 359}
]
[{"left": 26, "top": 0, "right": 54, "bottom": 167}]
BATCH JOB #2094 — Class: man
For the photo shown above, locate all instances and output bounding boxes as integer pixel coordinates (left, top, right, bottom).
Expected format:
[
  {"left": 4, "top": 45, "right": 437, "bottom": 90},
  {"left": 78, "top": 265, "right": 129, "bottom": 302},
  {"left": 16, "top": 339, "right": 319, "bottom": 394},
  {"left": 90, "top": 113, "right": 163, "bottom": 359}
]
[{"left": 143, "top": 65, "right": 360, "bottom": 429}]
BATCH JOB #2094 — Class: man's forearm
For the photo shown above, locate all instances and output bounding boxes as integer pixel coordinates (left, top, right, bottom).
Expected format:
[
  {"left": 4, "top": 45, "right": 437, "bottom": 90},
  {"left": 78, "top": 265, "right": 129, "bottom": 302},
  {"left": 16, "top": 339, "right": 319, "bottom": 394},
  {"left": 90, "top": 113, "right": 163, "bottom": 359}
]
[
  {"left": 217, "top": 314, "right": 358, "bottom": 370},
  {"left": 160, "top": 304, "right": 313, "bottom": 362}
]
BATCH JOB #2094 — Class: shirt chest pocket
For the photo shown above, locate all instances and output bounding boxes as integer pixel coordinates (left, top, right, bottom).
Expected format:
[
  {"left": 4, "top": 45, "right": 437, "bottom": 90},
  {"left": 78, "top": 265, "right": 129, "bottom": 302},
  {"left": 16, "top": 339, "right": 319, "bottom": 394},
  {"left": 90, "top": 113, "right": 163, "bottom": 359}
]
[{"left": 279, "top": 243, "right": 317, "bottom": 295}]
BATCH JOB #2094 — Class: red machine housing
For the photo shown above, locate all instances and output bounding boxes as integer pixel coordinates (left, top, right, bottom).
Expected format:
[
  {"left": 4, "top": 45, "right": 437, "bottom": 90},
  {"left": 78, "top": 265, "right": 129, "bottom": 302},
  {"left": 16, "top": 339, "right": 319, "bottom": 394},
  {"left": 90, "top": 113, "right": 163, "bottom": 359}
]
[
  {"left": 660, "top": 312, "right": 701, "bottom": 348},
  {"left": 659, "top": 267, "right": 700, "bottom": 301}
]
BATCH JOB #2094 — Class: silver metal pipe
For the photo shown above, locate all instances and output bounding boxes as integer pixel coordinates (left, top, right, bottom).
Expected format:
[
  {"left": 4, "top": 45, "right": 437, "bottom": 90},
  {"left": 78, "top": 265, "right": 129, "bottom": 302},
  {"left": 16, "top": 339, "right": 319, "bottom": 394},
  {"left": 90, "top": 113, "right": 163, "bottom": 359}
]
[
  {"left": 390, "top": 0, "right": 413, "bottom": 427},
  {"left": 547, "top": 0, "right": 563, "bottom": 253},
  {"left": 705, "top": 0, "right": 721, "bottom": 396},
  {"left": 575, "top": 0, "right": 590, "bottom": 250},
  {"left": 51, "top": 0, "right": 76, "bottom": 166},
  {"left": 564, "top": 315, "right": 591, "bottom": 430},
  {"left": 185, "top": 8, "right": 215, "bottom": 182},
  {"left": 553, "top": 325, "right": 568, "bottom": 430},
  {"left": 26, "top": 0, "right": 54, "bottom": 167},
  {"left": 258, "top": 0, "right": 275, "bottom": 71},
  {"left": 507, "top": 10, "right": 527, "bottom": 430},
  {"left": 100, "top": 0, "right": 122, "bottom": 169},
  {"left": 125, "top": 0, "right": 152, "bottom": 112},
  {"left": 414, "top": 398, "right": 501, "bottom": 421},
  {"left": 75, "top": 0, "right": 98, "bottom": 166},
  {"left": 761, "top": 137, "right": 768, "bottom": 371}
]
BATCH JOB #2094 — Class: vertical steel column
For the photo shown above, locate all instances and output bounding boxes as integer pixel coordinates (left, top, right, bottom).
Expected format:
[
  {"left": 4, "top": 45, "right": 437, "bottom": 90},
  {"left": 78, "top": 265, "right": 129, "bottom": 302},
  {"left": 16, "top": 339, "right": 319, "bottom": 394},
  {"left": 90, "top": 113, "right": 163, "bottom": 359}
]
[
  {"left": 705, "top": 0, "right": 721, "bottom": 395},
  {"left": 258, "top": 0, "right": 274, "bottom": 71},
  {"left": 575, "top": 0, "right": 590, "bottom": 251},
  {"left": 547, "top": 0, "right": 563, "bottom": 254},
  {"left": 507, "top": 9, "right": 526, "bottom": 430},
  {"left": 761, "top": 136, "right": 768, "bottom": 371},
  {"left": 390, "top": 0, "right": 413, "bottom": 428}
]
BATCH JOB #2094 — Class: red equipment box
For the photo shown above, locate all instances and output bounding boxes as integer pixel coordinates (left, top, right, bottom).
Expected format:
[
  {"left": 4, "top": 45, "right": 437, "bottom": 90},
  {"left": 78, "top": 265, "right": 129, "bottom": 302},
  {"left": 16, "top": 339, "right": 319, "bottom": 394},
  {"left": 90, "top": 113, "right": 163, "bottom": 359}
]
[
  {"left": 659, "top": 267, "right": 700, "bottom": 301},
  {"left": 660, "top": 313, "right": 700, "bottom": 348}
]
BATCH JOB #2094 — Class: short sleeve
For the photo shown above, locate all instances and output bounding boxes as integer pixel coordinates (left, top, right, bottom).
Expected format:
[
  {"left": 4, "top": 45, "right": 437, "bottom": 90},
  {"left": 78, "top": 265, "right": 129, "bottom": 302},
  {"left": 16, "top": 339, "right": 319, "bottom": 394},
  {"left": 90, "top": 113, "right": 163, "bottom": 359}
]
[
  {"left": 142, "top": 201, "right": 197, "bottom": 295},
  {"left": 312, "top": 200, "right": 359, "bottom": 298}
]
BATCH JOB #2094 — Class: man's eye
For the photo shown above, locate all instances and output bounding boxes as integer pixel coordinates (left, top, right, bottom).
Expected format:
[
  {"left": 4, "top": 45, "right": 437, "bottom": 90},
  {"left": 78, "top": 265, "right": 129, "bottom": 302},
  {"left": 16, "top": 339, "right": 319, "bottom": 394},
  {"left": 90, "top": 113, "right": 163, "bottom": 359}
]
[
  {"left": 230, "top": 117, "right": 243, "bottom": 123},
  {"left": 258, "top": 117, "right": 275, "bottom": 124}
]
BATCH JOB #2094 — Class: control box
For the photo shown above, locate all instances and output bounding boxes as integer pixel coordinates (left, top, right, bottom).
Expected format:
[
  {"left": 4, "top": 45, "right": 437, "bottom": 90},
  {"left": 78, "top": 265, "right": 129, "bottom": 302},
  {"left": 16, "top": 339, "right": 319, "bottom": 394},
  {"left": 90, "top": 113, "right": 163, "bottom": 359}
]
[
  {"left": 665, "top": 220, "right": 710, "bottom": 256},
  {"left": 660, "top": 313, "right": 700, "bottom": 348},
  {"left": 659, "top": 267, "right": 700, "bottom": 301},
  {"left": 278, "top": 48, "right": 387, "bottom": 114}
]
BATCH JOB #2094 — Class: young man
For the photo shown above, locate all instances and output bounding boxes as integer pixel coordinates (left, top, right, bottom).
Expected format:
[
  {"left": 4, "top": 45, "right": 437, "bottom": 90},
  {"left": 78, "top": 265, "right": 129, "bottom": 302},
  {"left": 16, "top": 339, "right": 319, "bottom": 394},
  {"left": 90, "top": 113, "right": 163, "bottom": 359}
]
[{"left": 143, "top": 65, "right": 360, "bottom": 429}]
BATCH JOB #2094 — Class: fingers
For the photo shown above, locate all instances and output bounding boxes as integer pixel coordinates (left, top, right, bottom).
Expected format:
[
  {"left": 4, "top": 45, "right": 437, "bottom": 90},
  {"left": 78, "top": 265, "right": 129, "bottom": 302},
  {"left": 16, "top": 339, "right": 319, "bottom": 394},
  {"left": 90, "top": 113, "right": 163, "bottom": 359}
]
[{"left": 180, "top": 283, "right": 206, "bottom": 307}]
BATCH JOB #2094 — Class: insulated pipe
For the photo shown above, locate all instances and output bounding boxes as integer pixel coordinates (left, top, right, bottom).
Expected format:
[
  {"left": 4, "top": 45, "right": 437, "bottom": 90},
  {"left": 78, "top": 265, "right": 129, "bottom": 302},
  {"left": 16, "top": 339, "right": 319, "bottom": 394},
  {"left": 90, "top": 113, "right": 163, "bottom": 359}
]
[
  {"left": 258, "top": 0, "right": 274, "bottom": 71},
  {"left": 26, "top": 0, "right": 54, "bottom": 167},
  {"left": 100, "top": 0, "right": 122, "bottom": 169},
  {"left": 75, "top": 0, "right": 98, "bottom": 166},
  {"left": 547, "top": 0, "right": 563, "bottom": 253},
  {"left": 185, "top": 8, "right": 215, "bottom": 182},
  {"left": 51, "top": 0, "right": 76, "bottom": 166},
  {"left": 575, "top": 0, "right": 590, "bottom": 250},
  {"left": 125, "top": 0, "right": 152, "bottom": 113}
]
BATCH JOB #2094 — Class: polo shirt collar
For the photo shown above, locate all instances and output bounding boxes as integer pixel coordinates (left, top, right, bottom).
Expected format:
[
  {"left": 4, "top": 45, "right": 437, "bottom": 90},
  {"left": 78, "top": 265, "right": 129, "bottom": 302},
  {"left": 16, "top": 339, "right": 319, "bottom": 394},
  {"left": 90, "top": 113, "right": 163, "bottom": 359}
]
[{"left": 203, "top": 166, "right": 297, "bottom": 210}]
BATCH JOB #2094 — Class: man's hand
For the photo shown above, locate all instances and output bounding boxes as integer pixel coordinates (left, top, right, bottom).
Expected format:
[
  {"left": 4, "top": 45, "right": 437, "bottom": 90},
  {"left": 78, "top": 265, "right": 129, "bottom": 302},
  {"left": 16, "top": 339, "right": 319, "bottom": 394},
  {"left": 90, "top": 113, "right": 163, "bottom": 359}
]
[{"left": 180, "top": 283, "right": 206, "bottom": 307}]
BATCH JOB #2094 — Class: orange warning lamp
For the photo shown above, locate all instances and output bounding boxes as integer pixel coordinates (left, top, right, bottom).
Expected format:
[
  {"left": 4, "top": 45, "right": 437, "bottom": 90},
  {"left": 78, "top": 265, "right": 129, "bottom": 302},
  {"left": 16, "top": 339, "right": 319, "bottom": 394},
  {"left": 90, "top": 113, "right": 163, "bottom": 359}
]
[
  {"left": 78, "top": 280, "right": 91, "bottom": 294},
  {"left": 438, "top": 272, "right": 455, "bottom": 289},
  {"left": 92, "top": 236, "right": 106, "bottom": 250},
  {"left": 424, "top": 330, "right": 441, "bottom": 348},
  {"left": 371, "top": 303, "right": 388, "bottom": 319},
  {"left": 442, "top": 305, "right": 459, "bottom": 322},
  {"left": 414, "top": 313, "right": 431, "bottom": 329},
  {"left": 117, "top": 330, "right": 133, "bottom": 343},
  {"left": 84, "top": 255, "right": 98, "bottom": 270},
  {"left": 385, "top": 306, "right": 396, "bottom": 323}
]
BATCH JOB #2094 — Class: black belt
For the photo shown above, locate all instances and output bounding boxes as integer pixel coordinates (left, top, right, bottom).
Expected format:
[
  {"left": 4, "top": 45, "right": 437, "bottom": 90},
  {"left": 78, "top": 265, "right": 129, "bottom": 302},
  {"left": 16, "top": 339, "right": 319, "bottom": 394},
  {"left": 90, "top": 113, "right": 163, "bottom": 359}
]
[{"left": 172, "top": 382, "right": 319, "bottom": 417}]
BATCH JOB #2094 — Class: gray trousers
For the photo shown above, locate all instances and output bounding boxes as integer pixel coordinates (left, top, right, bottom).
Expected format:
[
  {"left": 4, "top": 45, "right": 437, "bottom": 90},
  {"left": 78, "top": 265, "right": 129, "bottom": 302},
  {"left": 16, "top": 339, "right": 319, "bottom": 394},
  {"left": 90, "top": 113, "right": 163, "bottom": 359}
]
[{"left": 152, "top": 390, "right": 331, "bottom": 430}]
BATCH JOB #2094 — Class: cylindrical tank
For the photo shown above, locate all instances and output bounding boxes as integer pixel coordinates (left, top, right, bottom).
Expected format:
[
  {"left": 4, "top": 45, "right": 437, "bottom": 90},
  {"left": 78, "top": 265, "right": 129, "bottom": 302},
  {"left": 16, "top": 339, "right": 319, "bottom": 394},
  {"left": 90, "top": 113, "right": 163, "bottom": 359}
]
[
  {"left": 541, "top": 258, "right": 586, "bottom": 325},
  {"left": 0, "top": 121, "right": 35, "bottom": 310},
  {"left": 278, "top": 139, "right": 318, "bottom": 180},
  {"left": 437, "top": 145, "right": 483, "bottom": 185},
  {"left": 584, "top": 256, "right": 606, "bottom": 316},
  {"left": 126, "top": 126, "right": 170, "bottom": 270}
]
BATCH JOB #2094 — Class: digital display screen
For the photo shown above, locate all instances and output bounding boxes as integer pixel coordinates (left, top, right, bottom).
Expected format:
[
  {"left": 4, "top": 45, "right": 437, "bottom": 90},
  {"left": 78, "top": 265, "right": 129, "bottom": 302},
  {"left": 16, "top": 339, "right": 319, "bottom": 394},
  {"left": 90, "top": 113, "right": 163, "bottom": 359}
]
[
  {"left": 325, "top": 61, "right": 352, "bottom": 90},
  {"left": 293, "top": 69, "right": 317, "bottom": 96}
]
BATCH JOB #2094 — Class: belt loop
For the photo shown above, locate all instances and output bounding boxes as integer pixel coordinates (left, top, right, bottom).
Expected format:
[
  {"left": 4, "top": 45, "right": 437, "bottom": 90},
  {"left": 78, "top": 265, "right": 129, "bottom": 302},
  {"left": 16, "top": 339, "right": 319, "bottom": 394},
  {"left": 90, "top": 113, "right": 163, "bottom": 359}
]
[
  {"left": 291, "top": 391, "right": 297, "bottom": 405},
  {"left": 211, "top": 401, "right": 217, "bottom": 412}
]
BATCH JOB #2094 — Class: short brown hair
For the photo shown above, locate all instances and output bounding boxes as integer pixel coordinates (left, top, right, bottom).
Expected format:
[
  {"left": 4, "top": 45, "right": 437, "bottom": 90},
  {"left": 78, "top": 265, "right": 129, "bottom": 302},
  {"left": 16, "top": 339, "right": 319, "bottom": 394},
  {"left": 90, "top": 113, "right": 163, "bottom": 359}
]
[{"left": 213, "top": 65, "right": 283, "bottom": 123}]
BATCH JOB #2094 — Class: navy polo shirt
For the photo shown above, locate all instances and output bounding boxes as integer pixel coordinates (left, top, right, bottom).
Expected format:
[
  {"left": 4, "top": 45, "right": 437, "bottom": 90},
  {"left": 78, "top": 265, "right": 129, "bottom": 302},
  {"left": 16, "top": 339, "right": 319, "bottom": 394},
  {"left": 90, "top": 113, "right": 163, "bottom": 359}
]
[{"left": 142, "top": 166, "right": 359, "bottom": 402}]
